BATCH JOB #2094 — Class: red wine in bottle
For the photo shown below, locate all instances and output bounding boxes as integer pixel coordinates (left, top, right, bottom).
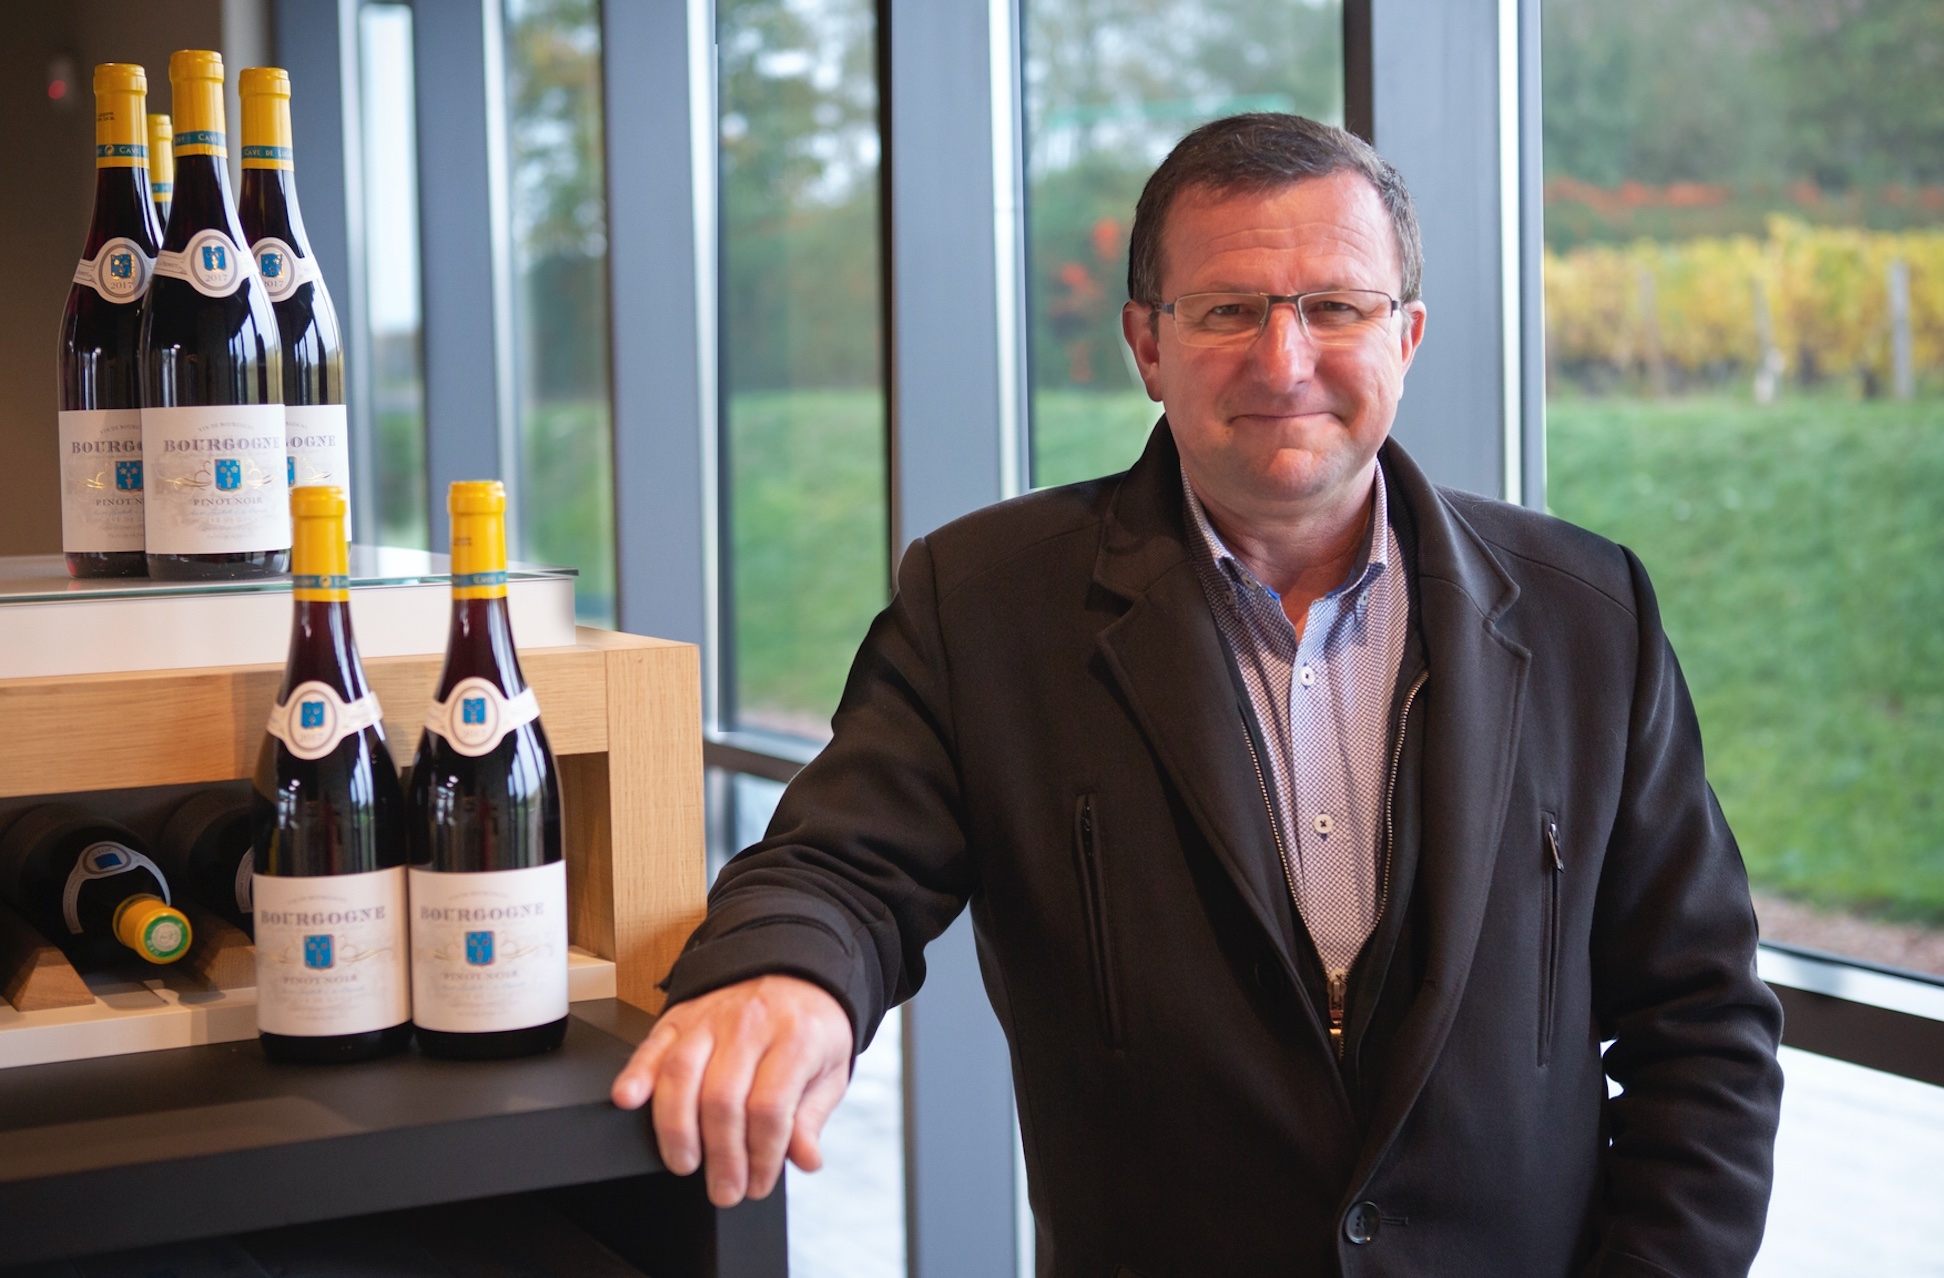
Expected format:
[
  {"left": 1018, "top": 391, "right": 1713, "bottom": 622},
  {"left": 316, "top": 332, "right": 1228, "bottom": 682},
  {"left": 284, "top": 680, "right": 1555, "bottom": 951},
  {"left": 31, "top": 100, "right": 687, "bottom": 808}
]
[
  {"left": 239, "top": 67, "right": 352, "bottom": 539},
  {"left": 155, "top": 787, "right": 256, "bottom": 935},
  {"left": 408, "top": 481, "right": 568, "bottom": 1060},
  {"left": 138, "top": 49, "right": 289, "bottom": 581},
  {"left": 149, "top": 112, "right": 174, "bottom": 235},
  {"left": 57, "top": 64, "right": 161, "bottom": 580},
  {"left": 251, "top": 485, "right": 411, "bottom": 1063},
  {"left": 0, "top": 806, "right": 192, "bottom": 970}
]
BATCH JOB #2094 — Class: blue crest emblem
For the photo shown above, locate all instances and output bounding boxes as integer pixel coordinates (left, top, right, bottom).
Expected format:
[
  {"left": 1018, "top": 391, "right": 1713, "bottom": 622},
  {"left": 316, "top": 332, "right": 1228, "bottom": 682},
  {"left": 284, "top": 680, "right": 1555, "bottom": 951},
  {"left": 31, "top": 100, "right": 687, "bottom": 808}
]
[
  {"left": 287, "top": 456, "right": 295, "bottom": 486},
  {"left": 304, "top": 934, "right": 334, "bottom": 969},
  {"left": 465, "top": 931, "right": 495, "bottom": 966},
  {"left": 461, "top": 696, "right": 488, "bottom": 726},
  {"left": 200, "top": 242, "right": 228, "bottom": 273},
  {"left": 259, "top": 250, "right": 284, "bottom": 278},
  {"left": 116, "top": 460, "right": 142, "bottom": 491},
  {"left": 215, "top": 458, "right": 241, "bottom": 491},
  {"left": 109, "top": 252, "right": 133, "bottom": 280},
  {"left": 300, "top": 699, "right": 326, "bottom": 729}
]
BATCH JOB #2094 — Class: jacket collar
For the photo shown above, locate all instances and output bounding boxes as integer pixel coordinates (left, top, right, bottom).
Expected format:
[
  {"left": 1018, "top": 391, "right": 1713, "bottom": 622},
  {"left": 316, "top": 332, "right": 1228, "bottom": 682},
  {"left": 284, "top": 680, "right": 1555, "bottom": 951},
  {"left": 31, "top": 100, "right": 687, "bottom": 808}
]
[{"left": 1092, "top": 421, "right": 1532, "bottom": 1168}]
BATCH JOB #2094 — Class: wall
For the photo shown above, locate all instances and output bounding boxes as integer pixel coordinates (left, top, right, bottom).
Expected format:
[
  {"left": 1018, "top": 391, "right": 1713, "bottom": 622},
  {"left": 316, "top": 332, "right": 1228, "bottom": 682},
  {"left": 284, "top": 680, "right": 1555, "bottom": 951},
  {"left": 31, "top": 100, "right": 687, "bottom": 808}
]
[{"left": 0, "top": 0, "right": 269, "bottom": 557}]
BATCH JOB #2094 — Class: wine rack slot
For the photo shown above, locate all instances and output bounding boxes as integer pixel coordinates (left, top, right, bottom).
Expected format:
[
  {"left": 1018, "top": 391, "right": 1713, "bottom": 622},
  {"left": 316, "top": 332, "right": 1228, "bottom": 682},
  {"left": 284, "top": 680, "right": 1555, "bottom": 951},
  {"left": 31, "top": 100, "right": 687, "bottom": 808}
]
[{"left": 0, "top": 626, "right": 705, "bottom": 1068}]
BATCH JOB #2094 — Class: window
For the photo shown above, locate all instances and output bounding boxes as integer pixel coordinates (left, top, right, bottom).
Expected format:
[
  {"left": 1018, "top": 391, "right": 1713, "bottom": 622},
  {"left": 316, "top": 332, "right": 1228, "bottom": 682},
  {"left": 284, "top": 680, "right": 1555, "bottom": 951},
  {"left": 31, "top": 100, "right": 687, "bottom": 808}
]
[
  {"left": 1023, "top": 0, "right": 1345, "bottom": 488},
  {"left": 357, "top": 3, "right": 428, "bottom": 550},
  {"left": 504, "top": 0, "right": 616, "bottom": 625},
  {"left": 1542, "top": 0, "right": 1944, "bottom": 977},
  {"left": 718, "top": 0, "right": 890, "bottom": 741}
]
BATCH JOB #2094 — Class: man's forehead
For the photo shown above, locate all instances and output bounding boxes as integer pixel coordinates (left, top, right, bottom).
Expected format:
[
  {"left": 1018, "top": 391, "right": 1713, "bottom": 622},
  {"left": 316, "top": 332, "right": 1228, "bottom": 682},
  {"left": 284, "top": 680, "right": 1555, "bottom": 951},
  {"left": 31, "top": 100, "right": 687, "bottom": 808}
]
[{"left": 1161, "top": 173, "right": 1398, "bottom": 285}]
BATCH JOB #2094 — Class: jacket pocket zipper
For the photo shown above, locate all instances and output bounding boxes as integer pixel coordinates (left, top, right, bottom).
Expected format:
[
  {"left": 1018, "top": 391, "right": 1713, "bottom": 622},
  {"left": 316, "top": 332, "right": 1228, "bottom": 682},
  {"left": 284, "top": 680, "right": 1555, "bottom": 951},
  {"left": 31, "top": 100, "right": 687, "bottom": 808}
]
[
  {"left": 1074, "top": 793, "right": 1126, "bottom": 1049},
  {"left": 1540, "top": 813, "right": 1563, "bottom": 1066}
]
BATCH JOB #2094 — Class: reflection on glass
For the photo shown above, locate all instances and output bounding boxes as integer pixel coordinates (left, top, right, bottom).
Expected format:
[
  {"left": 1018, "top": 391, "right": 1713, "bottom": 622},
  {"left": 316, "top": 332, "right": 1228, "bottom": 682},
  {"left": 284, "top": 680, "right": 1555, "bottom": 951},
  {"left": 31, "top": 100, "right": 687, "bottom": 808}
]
[
  {"left": 1542, "top": 0, "right": 1944, "bottom": 976},
  {"left": 358, "top": 4, "right": 428, "bottom": 550},
  {"left": 505, "top": 0, "right": 616, "bottom": 626},
  {"left": 720, "top": 0, "right": 888, "bottom": 740},
  {"left": 1024, "top": 0, "right": 1344, "bottom": 487}
]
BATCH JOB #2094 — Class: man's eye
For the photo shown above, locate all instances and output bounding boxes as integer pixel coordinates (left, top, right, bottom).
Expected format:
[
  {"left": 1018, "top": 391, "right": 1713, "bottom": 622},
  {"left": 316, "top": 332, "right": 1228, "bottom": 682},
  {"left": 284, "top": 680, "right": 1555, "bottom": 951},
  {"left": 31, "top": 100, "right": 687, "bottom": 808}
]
[{"left": 1206, "top": 303, "right": 1253, "bottom": 318}]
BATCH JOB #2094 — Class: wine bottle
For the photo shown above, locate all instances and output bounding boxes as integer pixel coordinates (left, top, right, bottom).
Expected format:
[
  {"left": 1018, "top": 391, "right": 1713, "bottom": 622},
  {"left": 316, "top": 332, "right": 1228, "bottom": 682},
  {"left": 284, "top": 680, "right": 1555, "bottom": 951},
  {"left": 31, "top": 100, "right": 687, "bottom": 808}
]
[
  {"left": 408, "top": 481, "right": 568, "bottom": 1060},
  {"left": 56, "top": 63, "right": 161, "bottom": 580},
  {"left": 251, "top": 484, "right": 411, "bottom": 1063},
  {"left": 155, "top": 787, "right": 256, "bottom": 935},
  {"left": 238, "top": 67, "right": 352, "bottom": 541},
  {"left": 148, "top": 112, "right": 174, "bottom": 231},
  {"left": 0, "top": 805, "right": 192, "bottom": 970},
  {"left": 139, "top": 49, "right": 288, "bottom": 581}
]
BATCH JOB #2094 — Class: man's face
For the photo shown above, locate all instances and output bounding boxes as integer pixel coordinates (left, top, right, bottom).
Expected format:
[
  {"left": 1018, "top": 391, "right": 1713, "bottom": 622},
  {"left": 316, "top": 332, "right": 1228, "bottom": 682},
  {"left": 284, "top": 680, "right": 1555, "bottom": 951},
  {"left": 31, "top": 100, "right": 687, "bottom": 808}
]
[{"left": 1122, "top": 172, "right": 1427, "bottom": 520}]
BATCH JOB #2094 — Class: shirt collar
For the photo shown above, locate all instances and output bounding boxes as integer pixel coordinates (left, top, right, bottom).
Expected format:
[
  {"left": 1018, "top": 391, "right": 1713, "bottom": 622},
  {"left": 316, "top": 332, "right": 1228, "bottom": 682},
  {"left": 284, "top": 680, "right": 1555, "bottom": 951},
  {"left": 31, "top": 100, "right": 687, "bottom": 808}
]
[{"left": 1180, "top": 461, "right": 1390, "bottom": 610}]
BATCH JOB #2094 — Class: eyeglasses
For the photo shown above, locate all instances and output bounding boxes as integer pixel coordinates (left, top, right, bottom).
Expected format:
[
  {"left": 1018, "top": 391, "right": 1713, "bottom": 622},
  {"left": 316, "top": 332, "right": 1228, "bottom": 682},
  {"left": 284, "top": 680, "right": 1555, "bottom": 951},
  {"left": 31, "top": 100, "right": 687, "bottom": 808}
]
[{"left": 1155, "top": 289, "right": 1401, "bottom": 349}]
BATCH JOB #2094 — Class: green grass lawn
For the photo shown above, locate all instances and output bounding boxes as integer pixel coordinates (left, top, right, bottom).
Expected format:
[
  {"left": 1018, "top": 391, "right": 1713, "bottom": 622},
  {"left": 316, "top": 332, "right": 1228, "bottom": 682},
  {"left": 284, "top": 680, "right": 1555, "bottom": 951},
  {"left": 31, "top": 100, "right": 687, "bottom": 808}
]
[{"left": 726, "top": 385, "right": 1944, "bottom": 923}]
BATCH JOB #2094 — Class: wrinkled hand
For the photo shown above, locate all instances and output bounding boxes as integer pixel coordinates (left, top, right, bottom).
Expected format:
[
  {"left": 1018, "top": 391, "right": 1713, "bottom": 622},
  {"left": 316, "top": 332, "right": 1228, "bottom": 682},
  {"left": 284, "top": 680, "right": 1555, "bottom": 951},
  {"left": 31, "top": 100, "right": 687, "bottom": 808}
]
[{"left": 611, "top": 975, "right": 853, "bottom": 1207}]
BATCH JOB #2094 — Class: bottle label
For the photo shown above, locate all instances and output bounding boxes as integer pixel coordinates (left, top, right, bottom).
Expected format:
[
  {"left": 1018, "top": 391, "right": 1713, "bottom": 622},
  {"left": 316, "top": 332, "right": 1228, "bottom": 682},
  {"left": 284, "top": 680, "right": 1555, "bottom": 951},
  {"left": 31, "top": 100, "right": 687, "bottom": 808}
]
[
  {"left": 155, "top": 228, "right": 252, "bottom": 299},
  {"left": 236, "top": 847, "right": 255, "bottom": 917},
  {"left": 409, "top": 861, "right": 569, "bottom": 1034},
  {"left": 265, "top": 681, "right": 384, "bottom": 762},
  {"left": 141, "top": 403, "right": 289, "bottom": 555},
  {"left": 62, "top": 842, "right": 170, "bottom": 936},
  {"left": 72, "top": 237, "right": 154, "bottom": 304},
  {"left": 424, "top": 678, "right": 542, "bottom": 758},
  {"left": 252, "top": 236, "right": 322, "bottom": 305},
  {"left": 254, "top": 866, "right": 411, "bottom": 1037},
  {"left": 57, "top": 410, "right": 145, "bottom": 553},
  {"left": 284, "top": 404, "right": 354, "bottom": 541}
]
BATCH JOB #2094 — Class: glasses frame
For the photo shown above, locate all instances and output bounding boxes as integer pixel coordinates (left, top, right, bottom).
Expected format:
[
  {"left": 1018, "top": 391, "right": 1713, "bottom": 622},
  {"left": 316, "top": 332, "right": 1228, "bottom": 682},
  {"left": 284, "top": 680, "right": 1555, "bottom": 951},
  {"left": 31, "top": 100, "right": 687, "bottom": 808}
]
[{"left": 1155, "top": 288, "right": 1403, "bottom": 349}]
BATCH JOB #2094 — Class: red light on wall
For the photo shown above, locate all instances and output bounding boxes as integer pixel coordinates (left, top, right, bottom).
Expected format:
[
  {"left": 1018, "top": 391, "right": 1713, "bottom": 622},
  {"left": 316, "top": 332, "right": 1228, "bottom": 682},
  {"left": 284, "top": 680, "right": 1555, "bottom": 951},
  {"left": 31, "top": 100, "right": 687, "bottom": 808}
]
[
  {"left": 47, "top": 80, "right": 67, "bottom": 101},
  {"left": 47, "top": 54, "right": 76, "bottom": 110}
]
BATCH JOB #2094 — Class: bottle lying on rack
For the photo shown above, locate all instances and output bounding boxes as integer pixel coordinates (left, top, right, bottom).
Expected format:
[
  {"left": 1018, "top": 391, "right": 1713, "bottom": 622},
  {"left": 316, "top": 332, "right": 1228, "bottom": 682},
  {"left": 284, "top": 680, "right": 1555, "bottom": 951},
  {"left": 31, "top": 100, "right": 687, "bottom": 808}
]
[
  {"left": 148, "top": 111, "right": 174, "bottom": 232},
  {"left": 252, "top": 484, "right": 411, "bottom": 1063},
  {"left": 155, "top": 786, "right": 257, "bottom": 935},
  {"left": 57, "top": 63, "right": 162, "bottom": 580},
  {"left": 0, "top": 805, "right": 192, "bottom": 969},
  {"left": 139, "top": 49, "right": 288, "bottom": 582},
  {"left": 238, "top": 66, "right": 351, "bottom": 539},
  {"left": 408, "top": 481, "right": 568, "bottom": 1060}
]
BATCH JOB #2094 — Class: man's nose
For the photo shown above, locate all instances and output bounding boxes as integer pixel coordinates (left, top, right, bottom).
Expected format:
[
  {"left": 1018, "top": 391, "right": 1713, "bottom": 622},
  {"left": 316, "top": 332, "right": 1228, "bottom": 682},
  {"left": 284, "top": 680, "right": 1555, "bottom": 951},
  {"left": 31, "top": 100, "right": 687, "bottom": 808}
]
[{"left": 1251, "top": 301, "right": 1319, "bottom": 381}]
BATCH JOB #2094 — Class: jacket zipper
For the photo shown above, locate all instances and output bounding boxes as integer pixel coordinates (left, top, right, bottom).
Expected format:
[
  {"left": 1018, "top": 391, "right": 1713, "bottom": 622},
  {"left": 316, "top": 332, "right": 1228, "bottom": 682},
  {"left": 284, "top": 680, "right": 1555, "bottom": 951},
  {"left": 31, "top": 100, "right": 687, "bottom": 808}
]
[
  {"left": 1540, "top": 815, "right": 1564, "bottom": 1065},
  {"left": 1242, "top": 668, "right": 1427, "bottom": 1061},
  {"left": 1074, "top": 793, "right": 1125, "bottom": 1048}
]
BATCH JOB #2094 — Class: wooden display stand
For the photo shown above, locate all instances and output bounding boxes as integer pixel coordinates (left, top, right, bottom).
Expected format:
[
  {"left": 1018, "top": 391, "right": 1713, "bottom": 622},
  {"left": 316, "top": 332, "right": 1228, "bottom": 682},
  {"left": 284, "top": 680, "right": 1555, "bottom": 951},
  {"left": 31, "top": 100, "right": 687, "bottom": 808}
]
[{"left": 0, "top": 626, "right": 707, "bottom": 1048}]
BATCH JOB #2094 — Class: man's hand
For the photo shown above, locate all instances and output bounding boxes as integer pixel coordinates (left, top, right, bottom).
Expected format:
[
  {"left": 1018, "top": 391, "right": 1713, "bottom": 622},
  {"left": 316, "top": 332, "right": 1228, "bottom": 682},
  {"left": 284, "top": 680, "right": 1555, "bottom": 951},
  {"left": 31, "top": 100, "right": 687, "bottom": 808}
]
[{"left": 611, "top": 975, "right": 853, "bottom": 1207}]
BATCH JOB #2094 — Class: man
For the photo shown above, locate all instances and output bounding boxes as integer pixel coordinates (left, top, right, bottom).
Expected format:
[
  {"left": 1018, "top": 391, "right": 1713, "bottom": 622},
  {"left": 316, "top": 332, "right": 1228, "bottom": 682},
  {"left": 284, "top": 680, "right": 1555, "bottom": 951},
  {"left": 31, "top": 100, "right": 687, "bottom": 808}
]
[{"left": 614, "top": 114, "right": 1784, "bottom": 1275}]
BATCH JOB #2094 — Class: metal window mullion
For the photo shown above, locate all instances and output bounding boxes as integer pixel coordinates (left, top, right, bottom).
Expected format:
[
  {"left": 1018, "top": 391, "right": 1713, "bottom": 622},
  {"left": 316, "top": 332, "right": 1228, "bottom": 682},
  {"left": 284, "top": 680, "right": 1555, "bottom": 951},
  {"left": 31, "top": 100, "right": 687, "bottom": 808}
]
[{"left": 411, "top": 0, "right": 520, "bottom": 553}]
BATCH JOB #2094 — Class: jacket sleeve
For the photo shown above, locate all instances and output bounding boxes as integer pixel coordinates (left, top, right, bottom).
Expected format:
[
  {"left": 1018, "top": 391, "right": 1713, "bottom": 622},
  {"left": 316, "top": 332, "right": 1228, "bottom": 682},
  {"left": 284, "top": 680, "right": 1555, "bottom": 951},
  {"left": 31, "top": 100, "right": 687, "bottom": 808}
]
[
  {"left": 659, "top": 535, "right": 972, "bottom": 1051},
  {"left": 1587, "top": 547, "right": 1785, "bottom": 1277}
]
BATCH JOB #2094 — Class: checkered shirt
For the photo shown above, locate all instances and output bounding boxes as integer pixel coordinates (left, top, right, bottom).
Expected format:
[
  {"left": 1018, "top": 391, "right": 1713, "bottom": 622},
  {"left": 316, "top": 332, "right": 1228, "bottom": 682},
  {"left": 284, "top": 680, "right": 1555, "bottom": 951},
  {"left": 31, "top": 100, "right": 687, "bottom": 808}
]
[{"left": 1180, "top": 464, "right": 1408, "bottom": 977}]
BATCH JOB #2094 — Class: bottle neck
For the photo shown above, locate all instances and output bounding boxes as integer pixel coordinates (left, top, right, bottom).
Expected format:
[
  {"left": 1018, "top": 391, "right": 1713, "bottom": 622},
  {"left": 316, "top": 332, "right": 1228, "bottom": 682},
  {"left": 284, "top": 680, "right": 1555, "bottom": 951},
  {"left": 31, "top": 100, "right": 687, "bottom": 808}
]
[
  {"left": 159, "top": 153, "right": 241, "bottom": 251},
  {"left": 437, "top": 597, "right": 528, "bottom": 699},
  {"left": 84, "top": 166, "right": 160, "bottom": 257},
  {"left": 239, "top": 168, "right": 312, "bottom": 253},
  {"left": 283, "top": 599, "right": 370, "bottom": 700}
]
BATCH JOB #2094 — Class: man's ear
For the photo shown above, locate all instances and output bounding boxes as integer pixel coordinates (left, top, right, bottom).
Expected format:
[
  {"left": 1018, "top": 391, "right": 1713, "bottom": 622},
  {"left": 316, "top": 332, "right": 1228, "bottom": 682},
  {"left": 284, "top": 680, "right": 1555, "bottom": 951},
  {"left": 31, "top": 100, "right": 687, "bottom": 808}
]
[
  {"left": 1121, "top": 301, "right": 1165, "bottom": 402},
  {"left": 1397, "top": 300, "right": 1428, "bottom": 376}
]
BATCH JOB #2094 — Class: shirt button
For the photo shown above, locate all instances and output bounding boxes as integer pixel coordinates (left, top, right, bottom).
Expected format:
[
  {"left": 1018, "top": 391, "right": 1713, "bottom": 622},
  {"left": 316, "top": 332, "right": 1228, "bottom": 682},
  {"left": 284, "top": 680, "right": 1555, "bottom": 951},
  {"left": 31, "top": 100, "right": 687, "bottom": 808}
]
[
  {"left": 1298, "top": 666, "right": 1316, "bottom": 686},
  {"left": 1313, "top": 814, "right": 1334, "bottom": 836}
]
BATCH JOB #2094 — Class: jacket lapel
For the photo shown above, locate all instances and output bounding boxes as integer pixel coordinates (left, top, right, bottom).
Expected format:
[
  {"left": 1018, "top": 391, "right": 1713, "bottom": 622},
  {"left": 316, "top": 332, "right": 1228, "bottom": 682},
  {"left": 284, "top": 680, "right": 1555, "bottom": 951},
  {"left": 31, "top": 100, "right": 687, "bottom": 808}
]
[
  {"left": 1349, "top": 441, "right": 1532, "bottom": 1189},
  {"left": 1091, "top": 425, "right": 1307, "bottom": 989}
]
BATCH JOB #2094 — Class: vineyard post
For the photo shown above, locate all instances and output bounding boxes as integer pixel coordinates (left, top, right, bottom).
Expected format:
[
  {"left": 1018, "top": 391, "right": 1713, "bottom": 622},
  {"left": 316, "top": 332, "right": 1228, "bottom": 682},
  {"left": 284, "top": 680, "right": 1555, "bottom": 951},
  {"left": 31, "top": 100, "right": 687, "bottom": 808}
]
[{"left": 1888, "top": 257, "right": 1914, "bottom": 401}]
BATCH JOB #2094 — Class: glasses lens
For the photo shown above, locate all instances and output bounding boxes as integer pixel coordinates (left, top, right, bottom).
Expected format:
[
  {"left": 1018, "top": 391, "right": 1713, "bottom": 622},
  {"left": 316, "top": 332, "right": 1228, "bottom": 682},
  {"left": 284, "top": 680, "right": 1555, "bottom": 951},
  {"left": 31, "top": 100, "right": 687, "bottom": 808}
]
[
  {"left": 1175, "top": 293, "right": 1268, "bottom": 346},
  {"left": 1301, "top": 291, "right": 1393, "bottom": 344}
]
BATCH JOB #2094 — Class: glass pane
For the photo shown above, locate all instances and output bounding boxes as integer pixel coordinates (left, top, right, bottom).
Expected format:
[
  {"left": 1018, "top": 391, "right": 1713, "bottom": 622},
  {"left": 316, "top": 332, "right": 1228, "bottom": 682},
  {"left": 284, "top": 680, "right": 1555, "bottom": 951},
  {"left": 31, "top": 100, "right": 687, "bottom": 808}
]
[
  {"left": 720, "top": 0, "right": 889, "bottom": 740},
  {"left": 358, "top": 4, "right": 428, "bottom": 550},
  {"left": 1024, "top": 0, "right": 1345, "bottom": 488},
  {"left": 1542, "top": 0, "right": 1944, "bottom": 976},
  {"left": 504, "top": 0, "right": 616, "bottom": 626}
]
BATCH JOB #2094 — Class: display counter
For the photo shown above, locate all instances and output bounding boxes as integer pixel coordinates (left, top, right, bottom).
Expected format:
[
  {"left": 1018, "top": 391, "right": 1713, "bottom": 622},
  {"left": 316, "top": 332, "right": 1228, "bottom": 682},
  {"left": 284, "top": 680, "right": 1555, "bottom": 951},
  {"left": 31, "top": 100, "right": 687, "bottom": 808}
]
[{"left": 0, "top": 557, "right": 780, "bottom": 1274}]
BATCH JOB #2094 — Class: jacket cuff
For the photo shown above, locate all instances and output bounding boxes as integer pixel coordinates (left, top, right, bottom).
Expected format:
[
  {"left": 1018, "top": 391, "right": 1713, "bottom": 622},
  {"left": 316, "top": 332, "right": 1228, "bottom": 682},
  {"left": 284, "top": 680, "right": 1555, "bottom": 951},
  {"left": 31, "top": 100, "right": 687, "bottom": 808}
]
[{"left": 658, "top": 888, "right": 883, "bottom": 1051}]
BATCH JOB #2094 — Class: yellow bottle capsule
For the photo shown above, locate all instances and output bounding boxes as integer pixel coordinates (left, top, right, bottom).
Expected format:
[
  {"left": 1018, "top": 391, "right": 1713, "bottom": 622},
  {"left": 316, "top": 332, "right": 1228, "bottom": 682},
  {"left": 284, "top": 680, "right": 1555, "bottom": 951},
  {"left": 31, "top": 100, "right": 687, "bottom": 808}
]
[
  {"left": 113, "top": 893, "right": 193, "bottom": 964},
  {"left": 448, "top": 481, "right": 509, "bottom": 600}
]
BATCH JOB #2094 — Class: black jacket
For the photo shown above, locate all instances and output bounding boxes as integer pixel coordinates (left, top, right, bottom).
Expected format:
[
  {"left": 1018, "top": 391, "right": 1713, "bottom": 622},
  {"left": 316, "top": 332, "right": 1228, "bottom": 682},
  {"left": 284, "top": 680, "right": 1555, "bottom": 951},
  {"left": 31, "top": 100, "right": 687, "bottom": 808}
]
[{"left": 665, "top": 424, "right": 1785, "bottom": 1277}]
